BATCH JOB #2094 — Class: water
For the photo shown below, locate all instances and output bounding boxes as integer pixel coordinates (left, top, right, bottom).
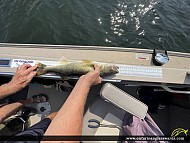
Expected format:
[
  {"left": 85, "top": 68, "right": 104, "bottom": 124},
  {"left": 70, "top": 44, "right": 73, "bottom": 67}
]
[{"left": 0, "top": 0, "right": 190, "bottom": 53}]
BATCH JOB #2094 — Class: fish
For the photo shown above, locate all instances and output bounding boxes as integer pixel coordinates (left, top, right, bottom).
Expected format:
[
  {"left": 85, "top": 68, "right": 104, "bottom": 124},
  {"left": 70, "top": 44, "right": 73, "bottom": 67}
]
[{"left": 36, "top": 59, "right": 119, "bottom": 78}]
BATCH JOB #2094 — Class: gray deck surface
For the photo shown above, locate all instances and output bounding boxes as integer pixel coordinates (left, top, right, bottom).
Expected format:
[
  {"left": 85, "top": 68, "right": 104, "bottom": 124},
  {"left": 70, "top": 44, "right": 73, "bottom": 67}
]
[{"left": 26, "top": 82, "right": 190, "bottom": 136}]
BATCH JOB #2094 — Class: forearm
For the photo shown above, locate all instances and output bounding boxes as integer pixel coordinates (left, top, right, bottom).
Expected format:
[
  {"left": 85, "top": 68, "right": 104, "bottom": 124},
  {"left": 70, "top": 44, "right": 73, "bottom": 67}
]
[
  {"left": 0, "top": 102, "right": 24, "bottom": 123},
  {"left": 43, "top": 77, "right": 91, "bottom": 138},
  {"left": 0, "top": 82, "right": 21, "bottom": 100}
]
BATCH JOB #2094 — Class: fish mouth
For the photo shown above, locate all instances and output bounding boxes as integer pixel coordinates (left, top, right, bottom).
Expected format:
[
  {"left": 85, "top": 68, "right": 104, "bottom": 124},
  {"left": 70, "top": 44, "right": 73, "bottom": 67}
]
[{"left": 111, "top": 65, "right": 119, "bottom": 74}]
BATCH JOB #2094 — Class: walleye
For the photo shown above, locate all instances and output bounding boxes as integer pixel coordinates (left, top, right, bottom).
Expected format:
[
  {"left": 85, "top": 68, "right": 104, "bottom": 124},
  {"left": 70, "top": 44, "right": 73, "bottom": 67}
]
[{"left": 36, "top": 60, "right": 119, "bottom": 78}]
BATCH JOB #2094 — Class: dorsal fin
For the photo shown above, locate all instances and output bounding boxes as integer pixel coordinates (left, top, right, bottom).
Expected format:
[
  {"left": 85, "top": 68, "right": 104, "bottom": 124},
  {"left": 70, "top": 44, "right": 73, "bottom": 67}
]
[
  {"left": 99, "top": 64, "right": 104, "bottom": 70},
  {"left": 82, "top": 59, "right": 94, "bottom": 67},
  {"left": 58, "top": 56, "right": 68, "bottom": 65}
]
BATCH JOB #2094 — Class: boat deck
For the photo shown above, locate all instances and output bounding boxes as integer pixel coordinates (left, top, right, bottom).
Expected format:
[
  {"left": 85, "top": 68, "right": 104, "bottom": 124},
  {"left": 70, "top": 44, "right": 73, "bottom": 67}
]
[{"left": 24, "top": 81, "right": 190, "bottom": 136}]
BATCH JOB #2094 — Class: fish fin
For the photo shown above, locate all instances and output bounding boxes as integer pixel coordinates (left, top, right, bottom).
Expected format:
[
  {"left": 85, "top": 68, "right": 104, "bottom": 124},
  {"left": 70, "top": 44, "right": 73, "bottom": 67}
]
[
  {"left": 36, "top": 62, "right": 47, "bottom": 75},
  {"left": 99, "top": 64, "right": 104, "bottom": 69},
  {"left": 82, "top": 60, "right": 94, "bottom": 67},
  {"left": 61, "top": 76, "right": 69, "bottom": 81},
  {"left": 58, "top": 56, "right": 68, "bottom": 65},
  {"left": 56, "top": 73, "right": 69, "bottom": 81}
]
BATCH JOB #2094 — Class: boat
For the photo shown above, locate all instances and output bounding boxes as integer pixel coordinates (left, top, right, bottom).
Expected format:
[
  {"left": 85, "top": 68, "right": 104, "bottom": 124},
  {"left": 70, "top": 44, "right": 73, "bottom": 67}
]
[{"left": 0, "top": 43, "right": 190, "bottom": 141}]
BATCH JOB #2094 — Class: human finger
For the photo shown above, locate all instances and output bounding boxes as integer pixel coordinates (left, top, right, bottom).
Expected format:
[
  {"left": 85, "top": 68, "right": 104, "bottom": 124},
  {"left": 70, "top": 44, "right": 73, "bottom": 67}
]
[
  {"left": 19, "top": 64, "right": 32, "bottom": 70},
  {"left": 24, "top": 65, "right": 38, "bottom": 75},
  {"left": 17, "top": 65, "right": 21, "bottom": 70},
  {"left": 26, "top": 71, "right": 37, "bottom": 83},
  {"left": 97, "top": 77, "right": 102, "bottom": 83},
  {"left": 94, "top": 64, "right": 100, "bottom": 74}
]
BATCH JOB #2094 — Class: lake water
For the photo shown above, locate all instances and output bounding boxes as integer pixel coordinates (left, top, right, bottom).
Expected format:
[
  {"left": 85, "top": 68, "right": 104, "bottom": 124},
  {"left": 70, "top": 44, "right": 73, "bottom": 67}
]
[{"left": 0, "top": 0, "right": 190, "bottom": 52}]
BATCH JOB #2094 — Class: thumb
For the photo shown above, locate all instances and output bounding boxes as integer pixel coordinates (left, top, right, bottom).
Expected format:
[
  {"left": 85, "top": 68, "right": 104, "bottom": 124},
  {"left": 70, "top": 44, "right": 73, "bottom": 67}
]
[{"left": 94, "top": 64, "right": 100, "bottom": 72}]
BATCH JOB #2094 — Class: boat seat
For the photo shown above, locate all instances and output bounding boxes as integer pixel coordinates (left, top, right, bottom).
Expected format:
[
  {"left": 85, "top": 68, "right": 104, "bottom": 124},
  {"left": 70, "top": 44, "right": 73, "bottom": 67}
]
[
  {"left": 82, "top": 97, "right": 126, "bottom": 142},
  {"left": 82, "top": 83, "right": 148, "bottom": 143}
]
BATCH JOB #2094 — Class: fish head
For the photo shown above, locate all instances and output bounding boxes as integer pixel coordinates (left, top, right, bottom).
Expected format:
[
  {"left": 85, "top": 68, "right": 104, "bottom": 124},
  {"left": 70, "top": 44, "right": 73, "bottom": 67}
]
[{"left": 100, "top": 64, "right": 119, "bottom": 76}]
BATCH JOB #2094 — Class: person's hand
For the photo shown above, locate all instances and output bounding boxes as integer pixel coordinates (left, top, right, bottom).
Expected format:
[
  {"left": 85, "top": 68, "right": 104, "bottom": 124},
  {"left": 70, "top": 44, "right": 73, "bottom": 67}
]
[
  {"left": 80, "top": 64, "right": 102, "bottom": 86},
  {"left": 9, "top": 64, "right": 37, "bottom": 91}
]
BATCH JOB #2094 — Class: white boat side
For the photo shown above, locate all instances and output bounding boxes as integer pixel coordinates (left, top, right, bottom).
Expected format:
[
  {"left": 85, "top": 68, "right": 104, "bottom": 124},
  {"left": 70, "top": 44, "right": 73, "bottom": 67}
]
[{"left": 1, "top": 43, "right": 190, "bottom": 86}]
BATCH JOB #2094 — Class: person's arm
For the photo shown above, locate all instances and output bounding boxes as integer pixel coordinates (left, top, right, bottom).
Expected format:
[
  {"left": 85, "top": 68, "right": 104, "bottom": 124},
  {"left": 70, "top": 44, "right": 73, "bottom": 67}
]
[
  {"left": 0, "top": 64, "right": 37, "bottom": 100},
  {"left": 42, "top": 64, "right": 102, "bottom": 142}
]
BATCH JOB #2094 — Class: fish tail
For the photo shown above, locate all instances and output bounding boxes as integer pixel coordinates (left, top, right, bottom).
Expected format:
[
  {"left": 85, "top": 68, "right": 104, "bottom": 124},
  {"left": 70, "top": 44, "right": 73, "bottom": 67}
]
[{"left": 36, "top": 62, "right": 47, "bottom": 75}]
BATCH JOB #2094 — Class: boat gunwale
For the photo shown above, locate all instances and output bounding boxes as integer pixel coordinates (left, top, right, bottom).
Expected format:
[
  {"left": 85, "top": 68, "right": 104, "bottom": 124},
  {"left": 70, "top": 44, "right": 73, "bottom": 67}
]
[{"left": 1, "top": 43, "right": 190, "bottom": 58}]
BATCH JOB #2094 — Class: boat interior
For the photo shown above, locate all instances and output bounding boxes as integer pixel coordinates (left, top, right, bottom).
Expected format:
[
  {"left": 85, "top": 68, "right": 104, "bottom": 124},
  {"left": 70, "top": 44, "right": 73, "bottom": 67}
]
[{"left": 0, "top": 43, "right": 190, "bottom": 142}]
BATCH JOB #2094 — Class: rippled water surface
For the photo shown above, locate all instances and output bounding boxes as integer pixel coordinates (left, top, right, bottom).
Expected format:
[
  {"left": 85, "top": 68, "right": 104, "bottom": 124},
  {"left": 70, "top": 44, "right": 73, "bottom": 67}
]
[{"left": 0, "top": 0, "right": 190, "bottom": 52}]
